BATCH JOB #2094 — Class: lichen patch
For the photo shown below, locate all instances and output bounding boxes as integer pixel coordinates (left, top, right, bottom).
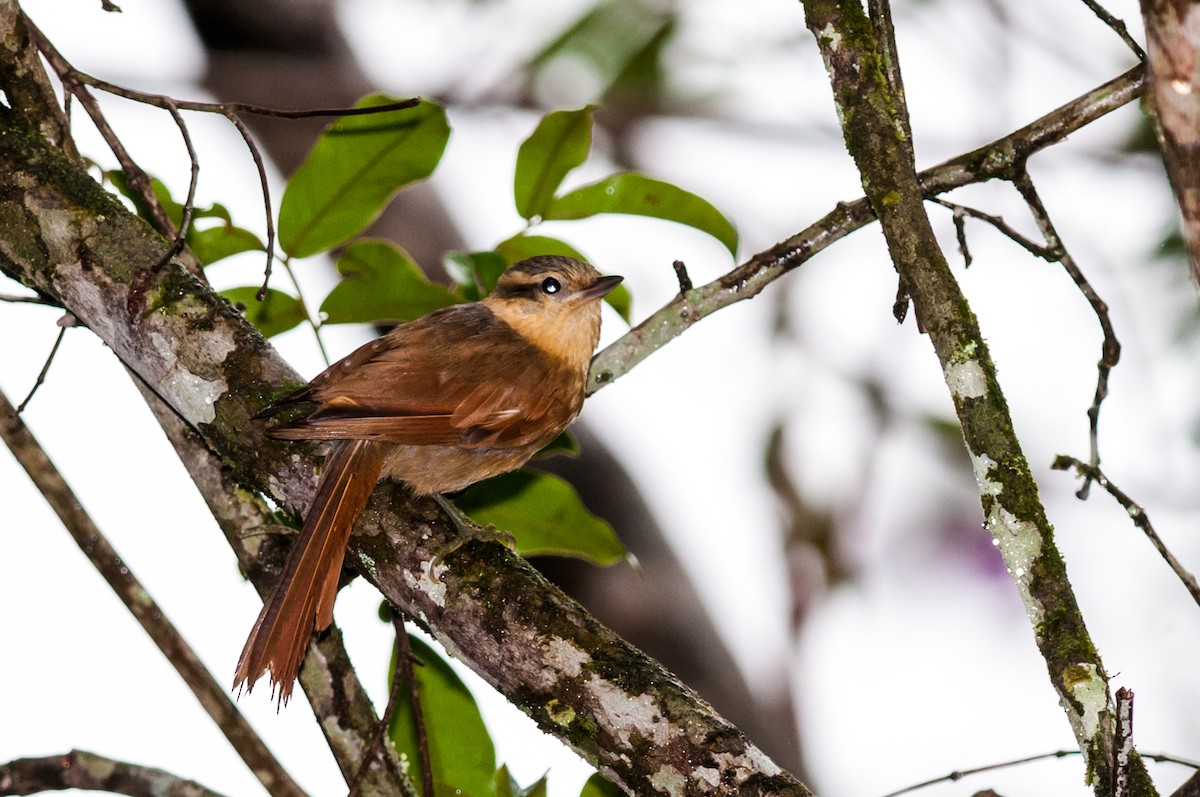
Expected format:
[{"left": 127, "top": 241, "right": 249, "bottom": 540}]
[
  {"left": 544, "top": 636, "right": 591, "bottom": 679},
  {"left": 1063, "top": 662, "right": 1107, "bottom": 739},
  {"left": 404, "top": 559, "right": 448, "bottom": 607},
  {"left": 588, "top": 675, "right": 670, "bottom": 747},
  {"left": 945, "top": 358, "right": 987, "bottom": 399}
]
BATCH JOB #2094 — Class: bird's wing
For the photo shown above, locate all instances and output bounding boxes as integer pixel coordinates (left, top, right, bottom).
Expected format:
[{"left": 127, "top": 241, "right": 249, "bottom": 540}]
[{"left": 268, "top": 304, "right": 582, "bottom": 449}]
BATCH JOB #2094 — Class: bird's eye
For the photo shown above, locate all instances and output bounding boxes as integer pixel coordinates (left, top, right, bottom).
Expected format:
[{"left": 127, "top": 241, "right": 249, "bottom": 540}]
[{"left": 540, "top": 277, "right": 562, "bottom": 295}]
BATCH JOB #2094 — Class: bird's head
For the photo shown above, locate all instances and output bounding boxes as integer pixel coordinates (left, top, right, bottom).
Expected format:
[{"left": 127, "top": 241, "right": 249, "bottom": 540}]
[{"left": 483, "top": 256, "right": 623, "bottom": 371}]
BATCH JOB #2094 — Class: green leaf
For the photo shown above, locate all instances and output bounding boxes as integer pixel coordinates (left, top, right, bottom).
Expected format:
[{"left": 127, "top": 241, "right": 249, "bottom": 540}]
[
  {"left": 496, "top": 233, "right": 589, "bottom": 266},
  {"left": 579, "top": 773, "right": 624, "bottom": 797},
  {"left": 530, "top": 0, "right": 673, "bottom": 101},
  {"left": 521, "top": 776, "right": 548, "bottom": 797},
  {"left": 390, "top": 635, "right": 496, "bottom": 797},
  {"left": 190, "top": 224, "right": 264, "bottom": 266},
  {"left": 496, "top": 235, "right": 631, "bottom": 322},
  {"left": 514, "top": 107, "right": 593, "bottom": 220},
  {"left": 321, "top": 240, "right": 457, "bottom": 325},
  {"left": 279, "top": 97, "right": 450, "bottom": 258},
  {"left": 535, "top": 430, "right": 579, "bottom": 459},
  {"left": 494, "top": 766, "right": 519, "bottom": 797},
  {"left": 221, "top": 287, "right": 307, "bottom": 338},
  {"left": 455, "top": 470, "right": 625, "bottom": 565},
  {"left": 493, "top": 768, "right": 547, "bottom": 797},
  {"left": 544, "top": 172, "right": 738, "bottom": 257},
  {"left": 444, "top": 251, "right": 509, "bottom": 301}
]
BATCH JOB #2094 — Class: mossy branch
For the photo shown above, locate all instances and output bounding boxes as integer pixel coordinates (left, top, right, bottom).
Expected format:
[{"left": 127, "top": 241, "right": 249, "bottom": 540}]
[
  {"left": 796, "top": 1, "right": 1152, "bottom": 795},
  {"left": 0, "top": 81, "right": 811, "bottom": 797}
]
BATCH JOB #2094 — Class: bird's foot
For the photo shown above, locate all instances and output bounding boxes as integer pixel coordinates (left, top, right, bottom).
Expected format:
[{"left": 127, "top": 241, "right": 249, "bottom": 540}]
[{"left": 430, "top": 493, "right": 516, "bottom": 573}]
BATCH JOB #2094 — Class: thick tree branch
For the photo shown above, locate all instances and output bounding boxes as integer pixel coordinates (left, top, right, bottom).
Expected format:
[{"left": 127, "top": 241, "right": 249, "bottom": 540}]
[
  {"left": 0, "top": 95, "right": 809, "bottom": 797},
  {"left": 0, "top": 749, "right": 227, "bottom": 797},
  {"left": 137, "top": 385, "right": 413, "bottom": 796},
  {"left": 796, "top": 1, "right": 1151, "bottom": 794},
  {"left": 588, "top": 65, "right": 1145, "bottom": 392},
  {"left": 1139, "top": 0, "right": 1200, "bottom": 282},
  {"left": 0, "top": 387, "right": 306, "bottom": 797}
]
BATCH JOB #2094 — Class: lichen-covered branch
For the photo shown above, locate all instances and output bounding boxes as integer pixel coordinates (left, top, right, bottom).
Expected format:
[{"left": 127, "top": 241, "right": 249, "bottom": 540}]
[
  {"left": 1139, "top": 0, "right": 1200, "bottom": 282},
  {"left": 0, "top": 84, "right": 810, "bottom": 797},
  {"left": 0, "top": 749, "right": 227, "bottom": 797},
  {"left": 0, "top": 387, "right": 306, "bottom": 797},
  {"left": 588, "top": 65, "right": 1145, "bottom": 393},
  {"left": 137, "top": 386, "right": 413, "bottom": 797},
  {"left": 796, "top": 0, "right": 1151, "bottom": 794}
]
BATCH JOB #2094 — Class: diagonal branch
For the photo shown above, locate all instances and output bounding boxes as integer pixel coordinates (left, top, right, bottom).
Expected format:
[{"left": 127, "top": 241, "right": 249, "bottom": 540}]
[
  {"left": 0, "top": 749, "right": 229, "bottom": 797},
  {"left": 588, "top": 64, "right": 1145, "bottom": 393},
  {"left": 1052, "top": 455, "right": 1200, "bottom": 608},
  {"left": 0, "top": 82, "right": 811, "bottom": 797},
  {"left": 136, "top": 385, "right": 411, "bottom": 796},
  {"left": 1138, "top": 0, "right": 1200, "bottom": 282},
  {"left": 0, "top": 388, "right": 306, "bottom": 797},
  {"left": 796, "top": 0, "right": 1151, "bottom": 794}
]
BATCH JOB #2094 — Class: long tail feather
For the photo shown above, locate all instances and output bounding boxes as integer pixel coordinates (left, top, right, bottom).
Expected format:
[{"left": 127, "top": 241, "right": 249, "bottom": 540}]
[{"left": 233, "top": 439, "right": 385, "bottom": 706}]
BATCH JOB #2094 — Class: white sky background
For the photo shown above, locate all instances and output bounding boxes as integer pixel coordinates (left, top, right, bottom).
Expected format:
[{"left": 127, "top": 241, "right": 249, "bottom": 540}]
[{"left": 2, "top": 1, "right": 1199, "bottom": 796}]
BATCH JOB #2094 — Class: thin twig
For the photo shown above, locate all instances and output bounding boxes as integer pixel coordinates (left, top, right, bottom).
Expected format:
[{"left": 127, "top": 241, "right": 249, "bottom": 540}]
[
  {"left": 228, "top": 113, "right": 278, "bottom": 299},
  {"left": 0, "top": 388, "right": 307, "bottom": 797},
  {"left": 589, "top": 65, "right": 1146, "bottom": 394},
  {"left": 672, "top": 260, "right": 693, "bottom": 293},
  {"left": 879, "top": 750, "right": 1078, "bottom": 797},
  {"left": 930, "top": 197, "right": 1062, "bottom": 264},
  {"left": 26, "top": 18, "right": 174, "bottom": 238},
  {"left": 1052, "top": 455, "right": 1200, "bottom": 608},
  {"left": 1079, "top": 0, "right": 1147, "bottom": 60},
  {"left": 397, "top": 625, "right": 435, "bottom": 797},
  {"left": 880, "top": 747, "right": 1198, "bottom": 797},
  {"left": 346, "top": 618, "right": 412, "bottom": 797},
  {"left": 151, "top": 100, "right": 199, "bottom": 274},
  {"left": 17, "top": 324, "right": 66, "bottom": 413},
  {"left": 0, "top": 750, "right": 229, "bottom": 797},
  {"left": 1113, "top": 687, "right": 1135, "bottom": 797},
  {"left": 346, "top": 616, "right": 425, "bottom": 797},
  {"left": 1014, "top": 172, "right": 1120, "bottom": 497},
  {"left": 24, "top": 8, "right": 417, "bottom": 292},
  {"left": 282, "top": 258, "right": 330, "bottom": 365},
  {"left": 23, "top": 12, "right": 418, "bottom": 123}
]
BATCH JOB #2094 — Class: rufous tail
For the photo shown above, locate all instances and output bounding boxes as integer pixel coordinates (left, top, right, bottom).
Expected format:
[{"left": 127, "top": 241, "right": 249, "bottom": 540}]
[{"left": 233, "top": 439, "right": 385, "bottom": 706}]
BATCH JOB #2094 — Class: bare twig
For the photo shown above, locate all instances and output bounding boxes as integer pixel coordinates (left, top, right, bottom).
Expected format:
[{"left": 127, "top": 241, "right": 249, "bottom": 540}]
[
  {"left": 0, "top": 388, "right": 307, "bottom": 797},
  {"left": 881, "top": 747, "right": 1198, "bottom": 797},
  {"left": 1114, "top": 687, "right": 1135, "bottom": 797},
  {"left": 589, "top": 65, "right": 1146, "bottom": 393},
  {"left": 672, "top": 260, "right": 693, "bottom": 293},
  {"left": 23, "top": 12, "right": 418, "bottom": 123},
  {"left": 1052, "top": 455, "right": 1200, "bottom": 608},
  {"left": 26, "top": 18, "right": 174, "bottom": 238},
  {"left": 397, "top": 626, "right": 435, "bottom": 797},
  {"left": 23, "top": 8, "right": 417, "bottom": 292},
  {"left": 346, "top": 617, "right": 421, "bottom": 797},
  {"left": 0, "top": 750, "right": 228, "bottom": 797},
  {"left": 1079, "top": 0, "right": 1147, "bottom": 60},
  {"left": 16, "top": 324, "right": 66, "bottom": 412},
  {"left": 152, "top": 101, "right": 199, "bottom": 273},
  {"left": 880, "top": 750, "right": 1078, "bottom": 797},
  {"left": 282, "top": 258, "right": 330, "bottom": 364},
  {"left": 1015, "top": 172, "right": 1120, "bottom": 497},
  {"left": 227, "top": 114, "right": 278, "bottom": 299},
  {"left": 930, "top": 197, "right": 1062, "bottom": 265}
]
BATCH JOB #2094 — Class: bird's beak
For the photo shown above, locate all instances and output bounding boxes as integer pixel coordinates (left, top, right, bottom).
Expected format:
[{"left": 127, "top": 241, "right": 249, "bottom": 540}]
[{"left": 570, "top": 275, "right": 624, "bottom": 303}]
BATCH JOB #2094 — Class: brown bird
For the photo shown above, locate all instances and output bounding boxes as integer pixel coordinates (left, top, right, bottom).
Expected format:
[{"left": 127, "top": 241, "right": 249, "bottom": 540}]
[{"left": 234, "top": 255, "right": 622, "bottom": 704}]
